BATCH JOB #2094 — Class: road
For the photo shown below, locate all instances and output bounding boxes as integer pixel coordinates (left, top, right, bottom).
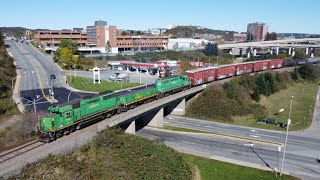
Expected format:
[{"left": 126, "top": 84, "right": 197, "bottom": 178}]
[
  {"left": 137, "top": 127, "right": 320, "bottom": 179},
  {"left": 6, "top": 40, "right": 94, "bottom": 112}
]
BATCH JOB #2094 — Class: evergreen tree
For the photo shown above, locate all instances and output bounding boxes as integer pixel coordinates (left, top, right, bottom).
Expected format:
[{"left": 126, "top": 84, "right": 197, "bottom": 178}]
[
  {"left": 255, "top": 74, "right": 269, "bottom": 96},
  {"left": 252, "top": 86, "right": 260, "bottom": 102},
  {"left": 291, "top": 68, "right": 299, "bottom": 80},
  {"left": 264, "top": 72, "right": 277, "bottom": 94},
  {"left": 203, "top": 42, "right": 218, "bottom": 56},
  {"left": 298, "top": 64, "right": 316, "bottom": 81},
  {"left": 0, "top": 31, "right": 4, "bottom": 47}
]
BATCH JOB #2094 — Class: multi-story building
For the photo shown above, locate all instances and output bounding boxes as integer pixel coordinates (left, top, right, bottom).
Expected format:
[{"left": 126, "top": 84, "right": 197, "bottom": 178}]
[
  {"left": 247, "top": 22, "right": 268, "bottom": 42},
  {"left": 86, "top": 20, "right": 169, "bottom": 53},
  {"left": 35, "top": 20, "right": 169, "bottom": 54},
  {"left": 34, "top": 28, "right": 87, "bottom": 47},
  {"left": 223, "top": 33, "right": 247, "bottom": 42}
]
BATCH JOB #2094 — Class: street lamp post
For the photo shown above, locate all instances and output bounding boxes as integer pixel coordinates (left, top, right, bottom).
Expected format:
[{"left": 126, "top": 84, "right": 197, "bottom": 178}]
[
  {"left": 139, "top": 58, "right": 142, "bottom": 84},
  {"left": 280, "top": 96, "right": 294, "bottom": 176}
]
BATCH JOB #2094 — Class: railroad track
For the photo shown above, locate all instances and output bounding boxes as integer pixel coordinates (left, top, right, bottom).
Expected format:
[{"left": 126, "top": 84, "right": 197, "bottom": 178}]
[{"left": 0, "top": 140, "right": 45, "bottom": 164}]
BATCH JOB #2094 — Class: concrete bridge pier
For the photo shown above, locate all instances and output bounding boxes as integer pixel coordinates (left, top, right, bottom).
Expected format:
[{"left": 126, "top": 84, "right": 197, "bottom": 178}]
[
  {"left": 288, "top": 47, "right": 292, "bottom": 55},
  {"left": 147, "top": 108, "right": 164, "bottom": 128},
  {"left": 170, "top": 99, "right": 186, "bottom": 116},
  {"left": 276, "top": 46, "right": 279, "bottom": 55},
  {"left": 125, "top": 121, "right": 136, "bottom": 134},
  {"left": 229, "top": 48, "right": 234, "bottom": 55},
  {"left": 253, "top": 48, "right": 257, "bottom": 57},
  {"left": 306, "top": 48, "right": 309, "bottom": 55},
  {"left": 292, "top": 48, "right": 296, "bottom": 57},
  {"left": 270, "top": 48, "right": 274, "bottom": 55}
]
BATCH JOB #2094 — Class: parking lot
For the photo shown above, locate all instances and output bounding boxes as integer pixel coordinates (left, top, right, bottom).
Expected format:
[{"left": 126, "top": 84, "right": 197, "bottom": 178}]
[{"left": 68, "top": 69, "right": 159, "bottom": 84}]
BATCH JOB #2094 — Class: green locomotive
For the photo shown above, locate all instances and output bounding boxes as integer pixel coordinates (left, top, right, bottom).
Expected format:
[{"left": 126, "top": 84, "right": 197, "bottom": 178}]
[{"left": 37, "top": 75, "right": 190, "bottom": 142}]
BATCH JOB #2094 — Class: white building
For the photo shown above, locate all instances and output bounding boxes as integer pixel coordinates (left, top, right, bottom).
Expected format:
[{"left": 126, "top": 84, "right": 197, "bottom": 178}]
[{"left": 168, "top": 38, "right": 213, "bottom": 51}]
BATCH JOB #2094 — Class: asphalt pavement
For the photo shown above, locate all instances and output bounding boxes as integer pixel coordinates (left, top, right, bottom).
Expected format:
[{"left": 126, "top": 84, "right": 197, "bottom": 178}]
[
  {"left": 6, "top": 40, "right": 94, "bottom": 112},
  {"left": 137, "top": 127, "right": 320, "bottom": 179}
]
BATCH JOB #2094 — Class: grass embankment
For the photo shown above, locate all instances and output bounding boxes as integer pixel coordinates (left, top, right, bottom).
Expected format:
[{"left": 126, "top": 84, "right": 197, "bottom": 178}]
[
  {"left": 186, "top": 66, "right": 320, "bottom": 131},
  {"left": 183, "top": 154, "right": 298, "bottom": 180},
  {"left": 258, "top": 82, "right": 318, "bottom": 131},
  {"left": 11, "top": 129, "right": 298, "bottom": 179},
  {"left": 0, "top": 113, "right": 37, "bottom": 152},
  {"left": 67, "top": 76, "right": 140, "bottom": 92},
  {"left": 0, "top": 32, "right": 18, "bottom": 125},
  {"left": 12, "top": 129, "right": 194, "bottom": 179}
]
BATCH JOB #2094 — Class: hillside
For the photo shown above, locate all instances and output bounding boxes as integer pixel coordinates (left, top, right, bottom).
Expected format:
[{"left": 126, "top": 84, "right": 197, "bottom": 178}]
[
  {"left": 165, "top": 26, "right": 234, "bottom": 40},
  {"left": 186, "top": 65, "right": 320, "bottom": 130},
  {"left": 0, "top": 27, "right": 29, "bottom": 37},
  {"left": 0, "top": 31, "right": 18, "bottom": 121},
  {"left": 12, "top": 129, "right": 194, "bottom": 179}
]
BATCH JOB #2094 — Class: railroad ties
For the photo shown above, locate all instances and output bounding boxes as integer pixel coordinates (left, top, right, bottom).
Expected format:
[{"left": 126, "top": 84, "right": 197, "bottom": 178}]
[{"left": 0, "top": 140, "right": 45, "bottom": 164}]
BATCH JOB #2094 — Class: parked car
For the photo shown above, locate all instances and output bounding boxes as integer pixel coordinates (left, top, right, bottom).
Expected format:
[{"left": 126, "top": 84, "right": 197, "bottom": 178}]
[
  {"left": 266, "top": 118, "right": 275, "bottom": 124},
  {"left": 276, "top": 122, "right": 287, "bottom": 128},
  {"left": 256, "top": 118, "right": 266, "bottom": 124}
]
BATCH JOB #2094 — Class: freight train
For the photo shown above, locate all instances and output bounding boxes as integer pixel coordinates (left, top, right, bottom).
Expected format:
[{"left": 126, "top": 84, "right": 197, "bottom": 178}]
[{"left": 37, "top": 58, "right": 320, "bottom": 142}]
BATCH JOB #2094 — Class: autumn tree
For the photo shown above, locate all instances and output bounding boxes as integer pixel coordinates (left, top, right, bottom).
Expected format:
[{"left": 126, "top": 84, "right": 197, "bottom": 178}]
[{"left": 60, "top": 47, "right": 73, "bottom": 66}]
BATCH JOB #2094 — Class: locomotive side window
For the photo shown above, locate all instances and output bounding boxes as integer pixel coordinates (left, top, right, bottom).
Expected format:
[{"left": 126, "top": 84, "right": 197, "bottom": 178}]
[{"left": 65, "top": 111, "right": 72, "bottom": 118}]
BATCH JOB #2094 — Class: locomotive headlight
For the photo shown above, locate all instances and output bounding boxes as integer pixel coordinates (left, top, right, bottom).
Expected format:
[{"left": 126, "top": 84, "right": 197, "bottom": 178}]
[{"left": 52, "top": 118, "right": 54, "bottom": 121}]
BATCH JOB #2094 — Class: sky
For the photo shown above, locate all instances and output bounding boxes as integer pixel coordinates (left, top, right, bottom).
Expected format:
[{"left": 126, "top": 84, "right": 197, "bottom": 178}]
[{"left": 1, "top": 0, "right": 319, "bottom": 34}]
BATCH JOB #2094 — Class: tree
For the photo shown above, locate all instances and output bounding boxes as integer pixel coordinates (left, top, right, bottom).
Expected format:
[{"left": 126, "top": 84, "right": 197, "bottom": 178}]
[
  {"left": 203, "top": 42, "right": 218, "bottom": 56},
  {"left": 252, "top": 86, "right": 260, "bottom": 102},
  {"left": 121, "top": 31, "right": 128, "bottom": 36},
  {"left": 60, "top": 47, "right": 73, "bottom": 66},
  {"left": 293, "top": 48, "right": 308, "bottom": 60},
  {"left": 298, "top": 64, "right": 317, "bottom": 81},
  {"left": 266, "top": 32, "right": 277, "bottom": 41},
  {"left": 0, "top": 31, "right": 4, "bottom": 47},
  {"left": 255, "top": 74, "right": 269, "bottom": 96},
  {"left": 291, "top": 68, "right": 299, "bottom": 80},
  {"left": 264, "top": 72, "right": 277, "bottom": 94},
  {"left": 60, "top": 39, "right": 78, "bottom": 54},
  {"left": 53, "top": 48, "right": 61, "bottom": 62}
]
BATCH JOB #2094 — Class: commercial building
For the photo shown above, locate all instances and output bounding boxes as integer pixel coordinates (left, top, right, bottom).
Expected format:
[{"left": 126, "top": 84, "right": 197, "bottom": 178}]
[
  {"left": 34, "top": 28, "right": 87, "bottom": 47},
  {"left": 223, "top": 33, "right": 247, "bottom": 42},
  {"left": 247, "top": 22, "right": 268, "bottom": 42},
  {"left": 85, "top": 20, "right": 169, "bottom": 53}
]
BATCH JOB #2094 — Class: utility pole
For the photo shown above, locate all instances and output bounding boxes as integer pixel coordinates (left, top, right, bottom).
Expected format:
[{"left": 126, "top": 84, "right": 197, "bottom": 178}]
[
  {"left": 280, "top": 96, "right": 293, "bottom": 176},
  {"left": 139, "top": 58, "right": 142, "bottom": 84}
]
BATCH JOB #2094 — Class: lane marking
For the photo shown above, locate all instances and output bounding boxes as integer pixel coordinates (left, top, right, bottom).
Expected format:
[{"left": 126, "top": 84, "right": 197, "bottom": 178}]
[
  {"left": 305, "top": 164, "right": 319, "bottom": 168},
  {"left": 25, "top": 56, "right": 53, "bottom": 104},
  {"left": 249, "top": 135, "right": 260, "bottom": 138}
]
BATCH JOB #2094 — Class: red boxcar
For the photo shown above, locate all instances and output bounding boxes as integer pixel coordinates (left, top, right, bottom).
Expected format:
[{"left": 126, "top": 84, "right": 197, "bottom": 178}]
[
  {"left": 269, "top": 59, "right": 284, "bottom": 69},
  {"left": 216, "top": 64, "right": 236, "bottom": 80},
  {"left": 186, "top": 69, "right": 205, "bottom": 86},
  {"left": 203, "top": 67, "right": 217, "bottom": 83},
  {"left": 253, "top": 60, "right": 270, "bottom": 72},
  {"left": 235, "top": 62, "right": 254, "bottom": 75},
  {"left": 186, "top": 67, "right": 217, "bottom": 86}
]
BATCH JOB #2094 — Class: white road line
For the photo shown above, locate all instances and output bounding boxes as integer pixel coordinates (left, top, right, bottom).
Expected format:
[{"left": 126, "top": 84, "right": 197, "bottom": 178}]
[
  {"left": 305, "top": 164, "right": 320, "bottom": 168},
  {"left": 249, "top": 135, "right": 260, "bottom": 138}
]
